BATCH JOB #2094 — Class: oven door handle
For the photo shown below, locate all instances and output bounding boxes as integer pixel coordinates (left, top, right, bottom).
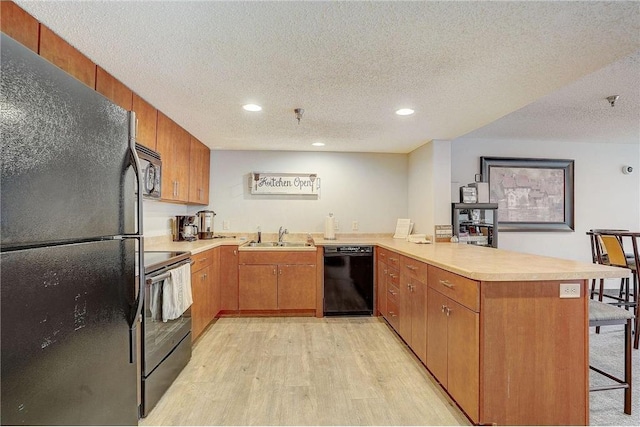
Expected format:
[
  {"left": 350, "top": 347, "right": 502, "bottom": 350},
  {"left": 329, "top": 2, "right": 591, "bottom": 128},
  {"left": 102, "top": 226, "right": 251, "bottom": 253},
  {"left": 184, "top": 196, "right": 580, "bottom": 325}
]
[{"left": 145, "top": 259, "right": 193, "bottom": 285}]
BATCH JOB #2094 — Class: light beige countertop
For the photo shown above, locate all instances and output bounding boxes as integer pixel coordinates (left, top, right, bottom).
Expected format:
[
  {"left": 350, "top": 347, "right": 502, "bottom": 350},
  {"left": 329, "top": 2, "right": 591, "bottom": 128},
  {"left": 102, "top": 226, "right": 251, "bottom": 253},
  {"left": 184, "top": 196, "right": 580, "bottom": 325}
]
[
  {"left": 144, "top": 235, "right": 246, "bottom": 254},
  {"left": 371, "top": 238, "right": 626, "bottom": 282},
  {"left": 145, "top": 233, "right": 625, "bottom": 282}
]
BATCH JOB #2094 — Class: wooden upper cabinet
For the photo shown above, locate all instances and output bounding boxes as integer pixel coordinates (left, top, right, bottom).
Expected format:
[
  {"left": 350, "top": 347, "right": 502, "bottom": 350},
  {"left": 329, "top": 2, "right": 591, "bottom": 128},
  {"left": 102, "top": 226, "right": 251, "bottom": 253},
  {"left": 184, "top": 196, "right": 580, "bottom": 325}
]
[
  {"left": 188, "top": 136, "right": 210, "bottom": 205},
  {"left": 39, "top": 25, "right": 96, "bottom": 88},
  {"left": 132, "top": 93, "right": 158, "bottom": 150},
  {"left": 1, "top": 1, "right": 39, "bottom": 52},
  {"left": 96, "top": 66, "right": 132, "bottom": 110},
  {"left": 156, "top": 112, "right": 190, "bottom": 203}
]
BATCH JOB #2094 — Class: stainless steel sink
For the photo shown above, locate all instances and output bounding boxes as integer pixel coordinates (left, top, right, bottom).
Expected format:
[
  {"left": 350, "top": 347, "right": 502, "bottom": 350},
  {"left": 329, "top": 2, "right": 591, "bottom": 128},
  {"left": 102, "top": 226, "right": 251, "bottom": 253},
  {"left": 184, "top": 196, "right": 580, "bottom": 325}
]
[{"left": 245, "top": 241, "right": 313, "bottom": 248}]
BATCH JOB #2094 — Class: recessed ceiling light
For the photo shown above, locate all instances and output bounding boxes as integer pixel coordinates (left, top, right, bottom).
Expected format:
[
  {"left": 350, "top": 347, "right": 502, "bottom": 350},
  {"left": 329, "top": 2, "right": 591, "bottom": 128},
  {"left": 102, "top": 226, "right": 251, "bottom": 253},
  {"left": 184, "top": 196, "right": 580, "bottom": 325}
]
[
  {"left": 243, "top": 104, "right": 262, "bottom": 112},
  {"left": 395, "top": 108, "right": 414, "bottom": 116},
  {"left": 312, "top": 142, "right": 325, "bottom": 147}
]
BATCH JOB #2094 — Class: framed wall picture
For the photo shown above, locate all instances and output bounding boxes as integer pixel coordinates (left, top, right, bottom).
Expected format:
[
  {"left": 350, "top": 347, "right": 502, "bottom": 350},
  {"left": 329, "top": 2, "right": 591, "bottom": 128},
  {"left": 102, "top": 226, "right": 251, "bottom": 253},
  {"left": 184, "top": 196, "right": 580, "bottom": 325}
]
[{"left": 480, "top": 157, "right": 575, "bottom": 232}]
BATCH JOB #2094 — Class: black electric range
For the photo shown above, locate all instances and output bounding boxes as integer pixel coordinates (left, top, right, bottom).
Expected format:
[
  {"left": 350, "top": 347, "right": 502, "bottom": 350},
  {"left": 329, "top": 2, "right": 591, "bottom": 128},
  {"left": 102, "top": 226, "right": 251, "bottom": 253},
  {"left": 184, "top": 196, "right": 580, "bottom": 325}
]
[
  {"left": 139, "top": 250, "right": 192, "bottom": 418},
  {"left": 143, "top": 251, "right": 191, "bottom": 274}
]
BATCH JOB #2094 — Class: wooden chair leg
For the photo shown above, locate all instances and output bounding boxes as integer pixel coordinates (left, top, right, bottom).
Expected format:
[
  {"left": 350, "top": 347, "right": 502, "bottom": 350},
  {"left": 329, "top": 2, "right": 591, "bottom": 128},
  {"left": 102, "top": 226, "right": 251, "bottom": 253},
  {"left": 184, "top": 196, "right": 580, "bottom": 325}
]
[
  {"left": 634, "top": 304, "right": 640, "bottom": 350},
  {"left": 624, "top": 319, "right": 632, "bottom": 414}
]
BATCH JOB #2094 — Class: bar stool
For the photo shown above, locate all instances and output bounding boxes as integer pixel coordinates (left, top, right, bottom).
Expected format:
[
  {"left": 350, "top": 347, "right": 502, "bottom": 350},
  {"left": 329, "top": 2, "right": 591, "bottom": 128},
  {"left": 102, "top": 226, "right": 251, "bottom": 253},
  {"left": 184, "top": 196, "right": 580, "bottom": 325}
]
[
  {"left": 589, "top": 300, "right": 634, "bottom": 415},
  {"left": 587, "top": 229, "right": 632, "bottom": 305},
  {"left": 587, "top": 230, "right": 639, "bottom": 348}
]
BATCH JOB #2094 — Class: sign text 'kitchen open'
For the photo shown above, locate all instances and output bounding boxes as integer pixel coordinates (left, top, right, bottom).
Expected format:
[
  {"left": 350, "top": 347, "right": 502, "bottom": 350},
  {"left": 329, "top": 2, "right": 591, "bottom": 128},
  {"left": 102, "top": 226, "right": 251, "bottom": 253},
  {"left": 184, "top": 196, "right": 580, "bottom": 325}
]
[{"left": 250, "top": 172, "right": 320, "bottom": 196}]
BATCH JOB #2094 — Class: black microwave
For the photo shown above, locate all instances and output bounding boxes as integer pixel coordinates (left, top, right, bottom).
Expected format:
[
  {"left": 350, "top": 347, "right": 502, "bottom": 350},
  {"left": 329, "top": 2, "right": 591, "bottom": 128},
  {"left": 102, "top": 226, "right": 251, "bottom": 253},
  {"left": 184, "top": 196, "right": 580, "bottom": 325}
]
[{"left": 135, "top": 143, "right": 161, "bottom": 199}]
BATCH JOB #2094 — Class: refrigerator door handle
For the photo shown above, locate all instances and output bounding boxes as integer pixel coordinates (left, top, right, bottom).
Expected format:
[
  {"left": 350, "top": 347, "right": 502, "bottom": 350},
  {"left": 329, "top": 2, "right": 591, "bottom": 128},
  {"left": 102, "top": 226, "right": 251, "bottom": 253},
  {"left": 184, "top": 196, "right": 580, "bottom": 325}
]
[
  {"left": 128, "top": 111, "right": 143, "bottom": 238},
  {"left": 126, "top": 111, "right": 144, "bottom": 364}
]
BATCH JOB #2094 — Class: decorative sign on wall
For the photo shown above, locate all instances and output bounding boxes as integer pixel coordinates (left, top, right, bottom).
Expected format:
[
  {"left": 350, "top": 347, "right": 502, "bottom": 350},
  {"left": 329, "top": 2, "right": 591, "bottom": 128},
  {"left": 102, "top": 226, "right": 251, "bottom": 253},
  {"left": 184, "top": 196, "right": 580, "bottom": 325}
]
[{"left": 250, "top": 172, "right": 320, "bottom": 196}]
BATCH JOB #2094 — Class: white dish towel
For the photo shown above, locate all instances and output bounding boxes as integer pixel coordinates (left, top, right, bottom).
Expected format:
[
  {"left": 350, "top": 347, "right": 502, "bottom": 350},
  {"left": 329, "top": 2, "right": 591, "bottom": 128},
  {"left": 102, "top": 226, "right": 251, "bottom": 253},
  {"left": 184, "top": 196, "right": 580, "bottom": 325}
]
[{"left": 162, "top": 263, "right": 193, "bottom": 322}]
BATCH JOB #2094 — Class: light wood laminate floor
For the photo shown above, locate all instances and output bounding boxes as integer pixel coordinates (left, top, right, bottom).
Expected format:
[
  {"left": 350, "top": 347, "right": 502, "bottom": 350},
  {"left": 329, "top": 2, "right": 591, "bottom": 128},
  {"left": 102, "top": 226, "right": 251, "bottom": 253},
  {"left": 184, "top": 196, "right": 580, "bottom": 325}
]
[{"left": 141, "top": 316, "right": 470, "bottom": 426}]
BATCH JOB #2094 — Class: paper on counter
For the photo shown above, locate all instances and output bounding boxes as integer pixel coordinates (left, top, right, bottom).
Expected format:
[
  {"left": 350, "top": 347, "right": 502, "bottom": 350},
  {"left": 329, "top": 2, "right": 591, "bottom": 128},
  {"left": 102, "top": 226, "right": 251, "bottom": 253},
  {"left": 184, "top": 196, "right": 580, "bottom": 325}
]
[{"left": 393, "top": 218, "right": 412, "bottom": 239}]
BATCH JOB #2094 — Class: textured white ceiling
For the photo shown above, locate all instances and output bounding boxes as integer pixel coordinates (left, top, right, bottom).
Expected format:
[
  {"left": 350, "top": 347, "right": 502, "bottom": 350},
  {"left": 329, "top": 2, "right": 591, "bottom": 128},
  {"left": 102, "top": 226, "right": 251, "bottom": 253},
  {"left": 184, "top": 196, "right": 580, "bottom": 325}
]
[
  {"left": 460, "top": 49, "right": 640, "bottom": 143},
  {"left": 15, "top": 1, "right": 640, "bottom": 153}
]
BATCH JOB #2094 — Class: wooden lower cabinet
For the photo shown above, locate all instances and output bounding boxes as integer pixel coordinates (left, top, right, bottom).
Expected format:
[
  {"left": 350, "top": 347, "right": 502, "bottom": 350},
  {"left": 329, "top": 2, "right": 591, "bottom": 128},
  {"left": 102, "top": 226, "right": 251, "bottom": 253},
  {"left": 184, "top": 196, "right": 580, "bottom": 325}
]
[
  {"left": 238, "top": 265, "right": 278, "bottom": 310},
  {"left": 408, "top": 280, "right": 427, "bottom": 363},
  {"left": 220, "top": 246, "right": 239, "bottom": 310},
  {"left": 190, "top": 248, "right": 220, "bottom": 341},
  {"left": 426, "top": 288, "right": 448, "bottom": 386},
  {"left": 277, "top": 265, "right": 316, "bottom": 309},
  {"left": 447, "top": 298, "right": 479, "bottom": 423},
  {"left": 426, "top": 266, "right": 480, "bottom": 423},
  {"left": 191, "top": 265, "right": 211, "bottom": 340},
  {"left": 376, "top": 256, "right": 387, "bottom": 317},
  {"left": 238, "top": 250, "right": 317, "bottom": 312},
  {"left": 428, "top": 287, "right": 479, "bottom": 421},
  {"left": 239, "top": 263, "right": 316, "bottom": 310}
]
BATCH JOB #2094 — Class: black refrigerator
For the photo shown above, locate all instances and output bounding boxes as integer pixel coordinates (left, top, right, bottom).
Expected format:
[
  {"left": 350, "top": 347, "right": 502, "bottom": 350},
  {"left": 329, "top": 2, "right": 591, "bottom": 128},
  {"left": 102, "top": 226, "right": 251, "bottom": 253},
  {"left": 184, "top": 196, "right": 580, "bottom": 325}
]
[{"left": 1, "top": 34, "right": 143, "bottom": 425}]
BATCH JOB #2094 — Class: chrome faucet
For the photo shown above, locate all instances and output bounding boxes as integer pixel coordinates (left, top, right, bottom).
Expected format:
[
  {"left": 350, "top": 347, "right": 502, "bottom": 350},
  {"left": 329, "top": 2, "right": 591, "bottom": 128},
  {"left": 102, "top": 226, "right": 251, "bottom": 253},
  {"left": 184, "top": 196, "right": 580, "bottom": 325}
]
[{"left": 278, "top": 226, "right": 288, "bottom": 242}]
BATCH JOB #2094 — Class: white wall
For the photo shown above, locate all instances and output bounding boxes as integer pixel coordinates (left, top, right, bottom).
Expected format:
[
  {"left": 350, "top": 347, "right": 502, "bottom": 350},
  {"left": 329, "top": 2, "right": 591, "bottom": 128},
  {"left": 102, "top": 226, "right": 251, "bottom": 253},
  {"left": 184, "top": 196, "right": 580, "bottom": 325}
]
[
  {"left": 143, "top": 199, "right": 189, "bottom": 237},
  {"left": 451, "top": 138, "right": 640, "bottom": 262},
  {"left": 408, "top": 140, "right": 452, "bottom": 236},
  {"left": 205, "top": 150, "right": 408, "bottom": 235}
]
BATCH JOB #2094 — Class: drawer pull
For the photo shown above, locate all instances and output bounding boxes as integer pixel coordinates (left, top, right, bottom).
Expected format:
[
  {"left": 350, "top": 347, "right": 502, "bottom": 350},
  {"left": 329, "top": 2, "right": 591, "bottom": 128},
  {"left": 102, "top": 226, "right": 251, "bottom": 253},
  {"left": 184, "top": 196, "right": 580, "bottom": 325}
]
[
  {"left": 388, "top": 289, "right": 397, "bottom": 296},
  {"left": 439, "top": 279, "right": 454, "bottom": 289},
  {"left": 389, "top": 257, "right": 399, "bottom": 262},
  {"left": 406, "top": 265, "right": 417, "bottom": 271},
  {"left": 388, "top": 311, "right": 397, "bottom": 317},
  {"left": 389, "top": 273, "right": 398, "bottom": 279}
]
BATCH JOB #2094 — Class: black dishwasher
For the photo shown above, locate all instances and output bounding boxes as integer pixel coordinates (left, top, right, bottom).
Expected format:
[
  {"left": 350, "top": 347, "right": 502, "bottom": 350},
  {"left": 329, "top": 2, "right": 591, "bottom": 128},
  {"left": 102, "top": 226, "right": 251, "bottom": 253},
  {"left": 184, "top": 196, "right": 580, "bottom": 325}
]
[{"left": 323, "top": 246, "right": 374, "bottom": 316}]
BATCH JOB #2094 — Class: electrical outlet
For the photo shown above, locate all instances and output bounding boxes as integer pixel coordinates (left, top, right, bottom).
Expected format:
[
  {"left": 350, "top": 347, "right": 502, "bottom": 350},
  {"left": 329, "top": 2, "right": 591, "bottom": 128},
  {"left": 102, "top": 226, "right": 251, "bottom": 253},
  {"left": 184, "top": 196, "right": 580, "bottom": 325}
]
[
  {"left": 222, "top": 220, "right": 230, "bottom": 230},
  {"left": 559, "top": 283, "right": 580, "bottom": 298},
  {"left": 352, "top": 220, "right": 359, "bottom": 231}
]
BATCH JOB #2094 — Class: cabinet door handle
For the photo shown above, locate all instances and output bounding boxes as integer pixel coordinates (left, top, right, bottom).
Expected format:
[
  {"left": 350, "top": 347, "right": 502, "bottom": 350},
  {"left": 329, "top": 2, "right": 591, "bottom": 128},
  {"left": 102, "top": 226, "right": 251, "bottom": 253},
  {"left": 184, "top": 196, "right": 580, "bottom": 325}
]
[
  {"left": 273, "top": 268, "right": 277, "bottom": 275},
  {"left": 406, "top": 265, "right": 417, "bottom": 271},
  {"left": 388, "top": 311, "right": 397, "bottom": 317},
  {"left": 233, "top": 250, "right": 237, "bottom": 255},
  {"left": 389, "top": 273, "right": 397, "bottom": 279},
  {"left": 439, "top": 279, "right": 454, "bottom": 289},
  {"left": 279, "top": 268, "right": 282, "bottom": 275},
  {"left": 389, "top": 257, "right": 398, "bottom": 262},
  {"left": 446, "top": 307, "right": 451, "bottom": 316},
  {"left": 441, "top": 304, "right": 447, "bottom": 313},
  {"left": 388, "top": 289, "right": 396, "bottom": 296}
]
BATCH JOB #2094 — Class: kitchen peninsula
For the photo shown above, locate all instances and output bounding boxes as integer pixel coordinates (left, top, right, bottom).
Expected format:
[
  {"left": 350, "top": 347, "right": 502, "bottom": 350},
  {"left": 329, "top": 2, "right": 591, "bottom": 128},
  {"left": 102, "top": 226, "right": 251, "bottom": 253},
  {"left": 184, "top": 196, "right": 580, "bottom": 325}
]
[{"left": 146, "top": 235, "right": 625, "bottom": 426}]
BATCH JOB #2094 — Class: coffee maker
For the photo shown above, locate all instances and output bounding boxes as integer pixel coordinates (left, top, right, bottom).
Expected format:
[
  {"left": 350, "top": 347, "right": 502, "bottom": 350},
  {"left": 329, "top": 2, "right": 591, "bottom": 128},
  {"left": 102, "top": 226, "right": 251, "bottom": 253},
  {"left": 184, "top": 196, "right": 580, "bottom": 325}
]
[
  {"left": 197, "top": 210, "right": 216, "bottom": 240},
  {"left": 172, "top": 215, "right": 198, "bottom": 242}
]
